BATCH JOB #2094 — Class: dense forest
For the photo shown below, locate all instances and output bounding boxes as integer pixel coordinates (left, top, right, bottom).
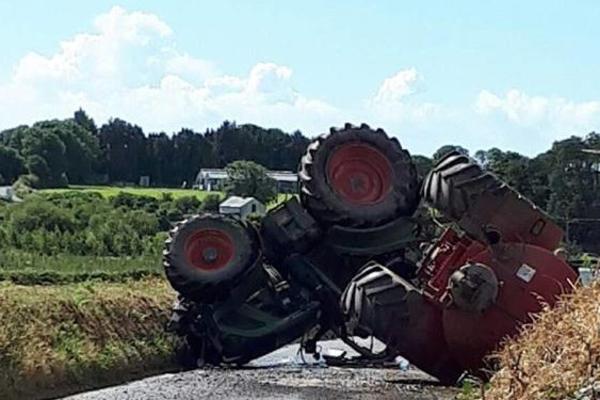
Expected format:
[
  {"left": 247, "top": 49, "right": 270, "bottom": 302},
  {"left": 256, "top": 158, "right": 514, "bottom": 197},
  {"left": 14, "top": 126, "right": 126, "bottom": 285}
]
[{"left": 0, "top": 109, "right": 599, "bottom": 252}]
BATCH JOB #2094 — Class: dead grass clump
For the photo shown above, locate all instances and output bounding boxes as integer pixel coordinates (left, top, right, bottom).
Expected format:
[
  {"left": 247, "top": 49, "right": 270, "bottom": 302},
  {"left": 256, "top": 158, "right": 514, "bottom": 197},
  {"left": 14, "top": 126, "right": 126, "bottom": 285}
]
[
  {"left": 484, "top": 281, "right": 600, "bottom": 400},
  {"left": 0, "top": 278, "right": 179, "bottom": 400}
]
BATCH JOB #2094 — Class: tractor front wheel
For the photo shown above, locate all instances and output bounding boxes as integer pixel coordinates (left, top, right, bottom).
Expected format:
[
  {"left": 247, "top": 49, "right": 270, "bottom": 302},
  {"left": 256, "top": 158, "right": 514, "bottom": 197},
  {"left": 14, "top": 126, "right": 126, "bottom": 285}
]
[{"left": 163, "top": 214, "right": 260, "bottom": 303}]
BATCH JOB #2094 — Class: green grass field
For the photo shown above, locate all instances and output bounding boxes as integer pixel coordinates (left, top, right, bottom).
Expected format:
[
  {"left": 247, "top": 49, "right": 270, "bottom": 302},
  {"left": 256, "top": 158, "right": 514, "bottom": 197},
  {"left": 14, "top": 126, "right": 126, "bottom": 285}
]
[
  {"left": 42, "top": 185, "right": 223, "bottom": 200},
  {"left": 42, "top": 185, "right": 295, "bottom": 209}
]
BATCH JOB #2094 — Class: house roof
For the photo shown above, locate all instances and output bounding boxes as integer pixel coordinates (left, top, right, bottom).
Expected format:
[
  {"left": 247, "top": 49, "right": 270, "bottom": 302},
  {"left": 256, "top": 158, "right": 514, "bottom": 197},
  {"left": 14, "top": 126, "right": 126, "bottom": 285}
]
[{"left": 219, "top": 196, "right": 258, "bottom": 208}]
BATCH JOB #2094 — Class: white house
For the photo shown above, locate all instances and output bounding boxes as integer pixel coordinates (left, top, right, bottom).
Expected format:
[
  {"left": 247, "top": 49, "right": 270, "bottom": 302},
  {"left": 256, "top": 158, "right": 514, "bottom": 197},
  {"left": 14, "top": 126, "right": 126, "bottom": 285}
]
[
  {"left": 219, "top": 196, "right": 266, "bottom": 220},
  {"left": 195, "top": 168, "right": 298, "bottom": 193},
  {"left": 0, "top": 186, "right": 21, "bottom": 202}
]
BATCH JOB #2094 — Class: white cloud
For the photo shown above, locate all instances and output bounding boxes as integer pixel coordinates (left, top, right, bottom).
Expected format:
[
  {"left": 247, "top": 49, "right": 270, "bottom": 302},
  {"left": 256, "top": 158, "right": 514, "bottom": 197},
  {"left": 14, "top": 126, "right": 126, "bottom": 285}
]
[
  {"left": 0, "top": 6, "right": 341, "bottom": 136},
  {"left": 372, "top": 68, "right": 421, "bottom": 104},
  {"left": 2, "top": 5, "right": 600, "bottom": 157},
  {"left": 475, "top": 89, "right": 600, "bottom": 133},
  {"left": 365, "top": 68, "right": 442, "bottom": 130},
  {"left": 164, "top": 54, "right": 217, "bottom": 84}
]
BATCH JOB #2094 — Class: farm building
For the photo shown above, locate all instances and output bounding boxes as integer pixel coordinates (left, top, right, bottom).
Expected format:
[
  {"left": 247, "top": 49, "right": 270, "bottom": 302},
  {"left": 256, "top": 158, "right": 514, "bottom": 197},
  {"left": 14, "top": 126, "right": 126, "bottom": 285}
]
[
  {"left": 195, "top": 169, "right": 297, "bottom": 193},
  {"left": 219, "top": 196, "right": 266, "bottom": 220},
  {"left": 0, "top": 186, "right": 21, "bottom": 202}
]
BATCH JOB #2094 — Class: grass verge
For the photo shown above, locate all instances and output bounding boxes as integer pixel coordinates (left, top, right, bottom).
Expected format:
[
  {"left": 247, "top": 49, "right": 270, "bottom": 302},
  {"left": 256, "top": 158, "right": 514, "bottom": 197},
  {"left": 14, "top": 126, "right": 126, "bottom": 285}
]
[
  {"left": 483, "top": 281, "right": 600, "bottom": 400},
  {"left": 0, "top": 278, "right": 178, "bottom": 400}
]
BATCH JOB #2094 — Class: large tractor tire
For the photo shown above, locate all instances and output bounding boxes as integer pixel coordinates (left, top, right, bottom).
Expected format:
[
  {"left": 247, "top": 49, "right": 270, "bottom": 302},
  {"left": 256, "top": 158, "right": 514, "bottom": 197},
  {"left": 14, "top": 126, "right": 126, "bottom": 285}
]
[
  {"left": 341, "top": 262, "right": 463, "bottom": 384},
  {"left": 299, "top": 123, "right": 419, "bottom": 227},
  {"left": 423, "top": 151, "right": 565, "bottom": 249},
  {"left": 163, "top": 214, "right": 260, "bottom": 303},
  {"left": 422, "top": 151, "right": 502, "bottom": 222}
]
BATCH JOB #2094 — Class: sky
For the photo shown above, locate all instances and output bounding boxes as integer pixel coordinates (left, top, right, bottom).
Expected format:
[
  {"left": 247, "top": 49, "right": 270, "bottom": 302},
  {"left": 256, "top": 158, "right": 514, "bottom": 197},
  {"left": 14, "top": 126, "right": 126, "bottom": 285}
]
[{"left": 1, "top": 1, "right": 600, "bottom": 156}]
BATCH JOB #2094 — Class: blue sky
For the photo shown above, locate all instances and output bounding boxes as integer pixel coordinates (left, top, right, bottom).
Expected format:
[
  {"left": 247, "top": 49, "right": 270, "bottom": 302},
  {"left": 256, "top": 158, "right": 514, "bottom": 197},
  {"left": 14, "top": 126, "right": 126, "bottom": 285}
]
[{"left": 1, "top": 1, "right": 600, "bottom": 156}]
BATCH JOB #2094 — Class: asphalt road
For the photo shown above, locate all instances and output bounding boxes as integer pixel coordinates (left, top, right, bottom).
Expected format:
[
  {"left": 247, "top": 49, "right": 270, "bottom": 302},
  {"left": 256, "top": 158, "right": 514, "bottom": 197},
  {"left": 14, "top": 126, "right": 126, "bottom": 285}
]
[{"left": 64, "top": 340, "right": 459, "bottom": 400}]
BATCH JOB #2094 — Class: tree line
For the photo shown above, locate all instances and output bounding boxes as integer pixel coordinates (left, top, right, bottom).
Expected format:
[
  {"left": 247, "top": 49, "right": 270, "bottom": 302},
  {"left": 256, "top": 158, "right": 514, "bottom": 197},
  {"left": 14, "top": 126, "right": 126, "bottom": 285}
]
[{"left": 0, "top": 109, "right": 310, "bottom": 188}]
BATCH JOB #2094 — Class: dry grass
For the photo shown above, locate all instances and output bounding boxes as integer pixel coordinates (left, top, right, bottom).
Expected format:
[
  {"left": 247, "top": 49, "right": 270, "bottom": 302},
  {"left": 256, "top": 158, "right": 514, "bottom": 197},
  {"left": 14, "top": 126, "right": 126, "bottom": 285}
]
[
  {"left": 0, "top": 278, "right": 179, "bottom": 400},
  {"left": 483, "top": 281, "right": 600, "bottom": 400}
]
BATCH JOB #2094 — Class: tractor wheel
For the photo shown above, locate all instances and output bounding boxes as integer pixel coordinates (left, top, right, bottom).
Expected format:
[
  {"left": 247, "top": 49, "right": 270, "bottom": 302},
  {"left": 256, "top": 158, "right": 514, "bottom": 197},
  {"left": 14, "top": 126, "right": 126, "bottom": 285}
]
[
  {"left": 299, "top": 123, "right": 419, "bottom": 227},
  {"left": 422, "top": 151, "right": 502, "bottom": 222},
  {"left": 341, "top": 262, "right": 464, "bottom": 384},
  {"left": 163, "top": 214, "right": 260, "bottom": 303}
]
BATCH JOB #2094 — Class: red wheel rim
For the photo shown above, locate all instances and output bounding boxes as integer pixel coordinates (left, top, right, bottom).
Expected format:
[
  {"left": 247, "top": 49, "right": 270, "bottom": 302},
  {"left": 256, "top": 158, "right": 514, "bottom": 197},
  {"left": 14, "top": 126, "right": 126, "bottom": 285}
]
[
  {"left": 326, "top": 142, "right": 393, "bottom": 205},
  {"left": 184, "top": 229, "right": 235, "bottom": 271}
]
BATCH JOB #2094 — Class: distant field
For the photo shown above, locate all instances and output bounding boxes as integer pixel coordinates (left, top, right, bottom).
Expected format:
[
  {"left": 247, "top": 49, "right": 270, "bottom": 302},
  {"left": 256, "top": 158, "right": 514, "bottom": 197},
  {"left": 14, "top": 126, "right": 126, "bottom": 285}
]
[
  {"left": 42, "top": 185, "right": 222, "bottom": 200},
  {"left": 41, "top": 185, "right": 294, "bottom": 205}
]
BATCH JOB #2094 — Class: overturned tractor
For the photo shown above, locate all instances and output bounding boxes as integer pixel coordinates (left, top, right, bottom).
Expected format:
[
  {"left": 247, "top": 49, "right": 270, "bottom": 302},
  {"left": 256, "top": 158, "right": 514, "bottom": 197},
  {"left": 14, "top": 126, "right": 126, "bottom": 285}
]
[{"left": 163, "top": 123, "right": 577, "bottom": 382}]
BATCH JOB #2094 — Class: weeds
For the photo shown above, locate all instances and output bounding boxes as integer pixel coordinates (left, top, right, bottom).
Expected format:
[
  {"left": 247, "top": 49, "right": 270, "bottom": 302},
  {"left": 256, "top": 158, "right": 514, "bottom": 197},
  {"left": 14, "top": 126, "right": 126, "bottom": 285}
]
[
  {"left": 483, "top": 281, "right": 600, "bottom": 400},
  {"left": 0, "top": 278, "right": 179, "bottom": 400}
]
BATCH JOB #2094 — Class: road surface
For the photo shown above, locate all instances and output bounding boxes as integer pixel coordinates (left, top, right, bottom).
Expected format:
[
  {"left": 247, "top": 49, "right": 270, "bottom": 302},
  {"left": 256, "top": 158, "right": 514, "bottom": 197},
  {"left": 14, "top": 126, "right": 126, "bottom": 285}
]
[{"left": 64, "top": 340, "right": 459, "bottom": 400}]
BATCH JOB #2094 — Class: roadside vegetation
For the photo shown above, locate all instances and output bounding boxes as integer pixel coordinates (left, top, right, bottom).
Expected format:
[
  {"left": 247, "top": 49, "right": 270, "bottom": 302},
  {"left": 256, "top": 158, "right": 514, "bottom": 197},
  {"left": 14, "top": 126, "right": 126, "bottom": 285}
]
[
  {"left": 0, "top": 186, "right": 272, "bottom": 399},
  {"left": 0, "top": 278, "right": 176, "bottom": 400},
  {"left": 482, "top": 280, "right": 600, "bottom": 400}
]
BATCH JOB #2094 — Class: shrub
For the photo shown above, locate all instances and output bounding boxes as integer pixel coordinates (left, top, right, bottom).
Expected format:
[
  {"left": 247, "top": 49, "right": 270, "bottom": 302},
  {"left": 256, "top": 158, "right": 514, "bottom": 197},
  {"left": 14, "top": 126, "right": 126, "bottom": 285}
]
[{"left": 202, "top": 193, "right": 222, "bottom": 211}]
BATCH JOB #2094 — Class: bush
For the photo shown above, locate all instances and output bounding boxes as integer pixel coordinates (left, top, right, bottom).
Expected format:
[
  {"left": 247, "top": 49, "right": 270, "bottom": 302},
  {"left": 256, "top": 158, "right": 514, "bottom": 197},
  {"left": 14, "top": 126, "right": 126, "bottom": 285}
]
[
  {"left": 9, "top": 199, "right": 76, "bottom": 234},
  {"left": 202, "top": 193, "right": 222, "bottom": 211}
]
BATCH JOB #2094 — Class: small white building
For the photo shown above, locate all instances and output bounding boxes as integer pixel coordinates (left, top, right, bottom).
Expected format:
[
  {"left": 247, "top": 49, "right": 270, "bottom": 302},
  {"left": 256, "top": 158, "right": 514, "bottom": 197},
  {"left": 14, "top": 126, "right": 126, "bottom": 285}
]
[
  {"left": 0, "top": 186, "right": 21, "bottom": 202},
  {"left": 219, "top": 196, "right": 266, "bottom": 220}
]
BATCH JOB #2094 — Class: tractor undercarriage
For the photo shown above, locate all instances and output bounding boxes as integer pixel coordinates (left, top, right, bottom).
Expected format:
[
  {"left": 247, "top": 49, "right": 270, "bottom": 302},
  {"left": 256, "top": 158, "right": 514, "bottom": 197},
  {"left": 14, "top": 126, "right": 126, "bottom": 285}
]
[{"left": 163, "top": 123, "right": 577, "bottom": 383}]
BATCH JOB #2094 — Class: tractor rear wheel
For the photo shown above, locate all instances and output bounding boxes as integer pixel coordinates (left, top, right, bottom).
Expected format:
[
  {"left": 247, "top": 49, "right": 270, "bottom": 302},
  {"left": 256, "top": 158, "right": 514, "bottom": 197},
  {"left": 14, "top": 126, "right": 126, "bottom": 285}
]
[
  {"left": 163, "top": 214, "right": 260, "bottom": 303},
  {"left": 341, "top": 262, "right": 463, "bottom": 384},
  {"left": 299, "top": 123, "right": 419, "bottom": 227},
  {"left": 422, "top": 151, "right": 502, "bottom": 222}
]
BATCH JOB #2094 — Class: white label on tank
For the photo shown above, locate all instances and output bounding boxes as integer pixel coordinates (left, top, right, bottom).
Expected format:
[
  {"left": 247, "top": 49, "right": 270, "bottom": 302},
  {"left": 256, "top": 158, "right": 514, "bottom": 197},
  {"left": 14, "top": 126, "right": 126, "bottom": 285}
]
[{"left": 516, "top": 264, "right": 536, "bottom": 283}]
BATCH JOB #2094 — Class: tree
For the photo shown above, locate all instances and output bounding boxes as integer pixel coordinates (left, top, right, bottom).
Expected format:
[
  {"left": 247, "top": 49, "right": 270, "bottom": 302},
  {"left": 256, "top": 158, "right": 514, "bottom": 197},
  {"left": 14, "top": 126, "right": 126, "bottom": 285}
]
[
  {"left": 412, "top": 155, "right": 433, "bottom": 180},
  {"left": 21, "top": 128, "right": 68, "bottom": 187},
  {"left": 74, "top": 108, "right": 98, "bottom": 135},
  {"left": 0, "top": 145, "right": 25, "bottom": 184},
  {"left": 477, "top": 148, "right": 532, "bottom": 196},
  {"left": 33, "top": 120, "right": 100, "bottom": 184},
  {"left": 224, "top": 160, "right": 278, "bottom": 203},
  {"left": 97, "top": 119, "right": 146, "bottom": 183}
]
